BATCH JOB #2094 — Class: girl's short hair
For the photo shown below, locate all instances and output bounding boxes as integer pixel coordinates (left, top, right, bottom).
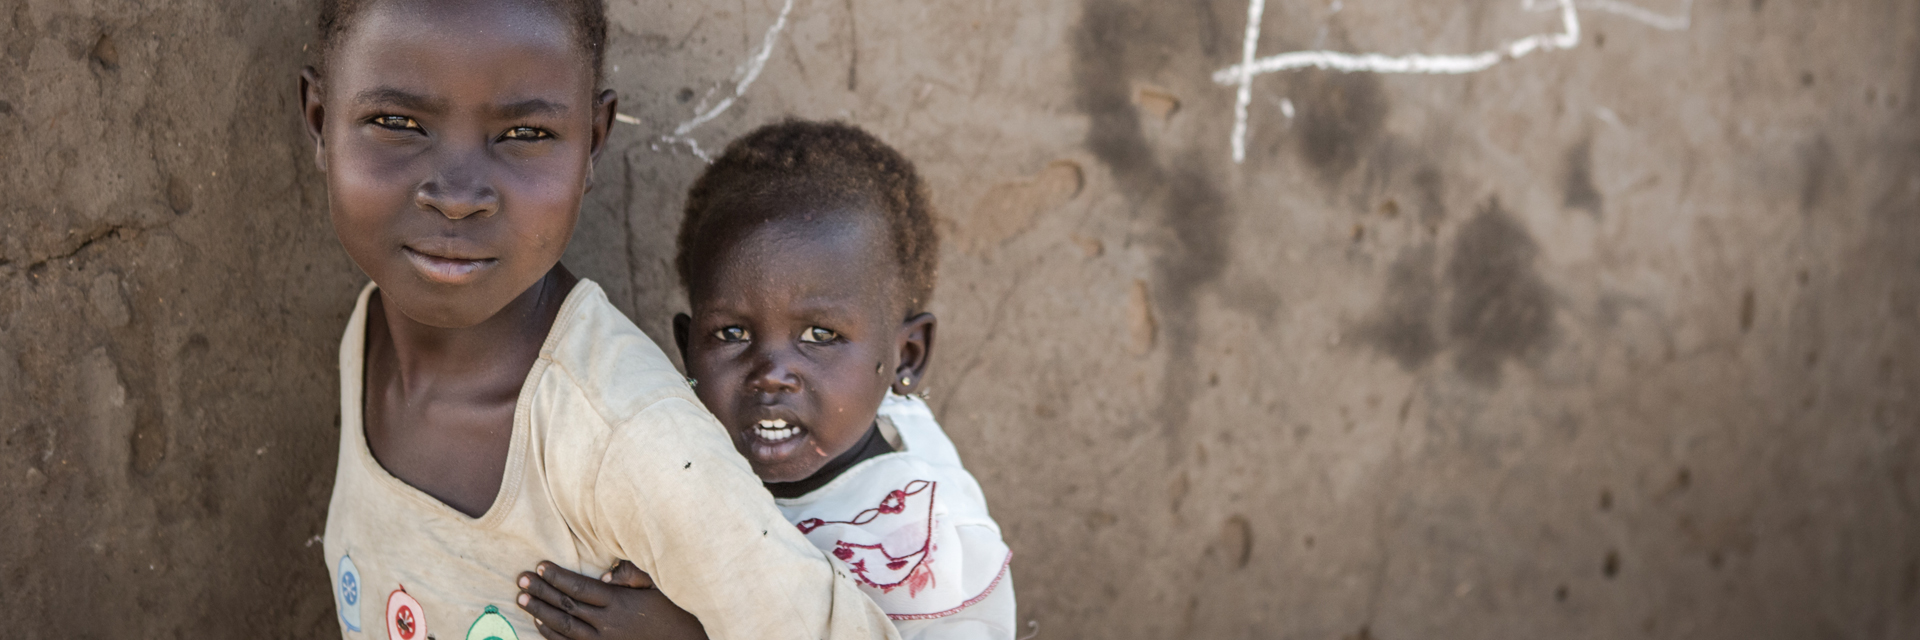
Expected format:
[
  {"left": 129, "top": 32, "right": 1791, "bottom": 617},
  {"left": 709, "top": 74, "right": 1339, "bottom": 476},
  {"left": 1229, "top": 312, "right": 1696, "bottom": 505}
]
[
  {"left": 678, "top": 120, "right": 941, "bottom": 316},
  {"left": 315, "top": 0, "right": 609, "bottom": 87}
]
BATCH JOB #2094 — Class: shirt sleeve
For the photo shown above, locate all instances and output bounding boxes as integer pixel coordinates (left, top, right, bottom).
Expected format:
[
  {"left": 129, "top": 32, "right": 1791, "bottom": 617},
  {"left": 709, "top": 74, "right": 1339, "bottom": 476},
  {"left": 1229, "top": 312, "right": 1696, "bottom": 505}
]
[
  {"left": 893, "top": 570, "right": 1017, "bottom": 640},
  {"left": 588, "top": 396, "right": 900, "bottom": 640}
]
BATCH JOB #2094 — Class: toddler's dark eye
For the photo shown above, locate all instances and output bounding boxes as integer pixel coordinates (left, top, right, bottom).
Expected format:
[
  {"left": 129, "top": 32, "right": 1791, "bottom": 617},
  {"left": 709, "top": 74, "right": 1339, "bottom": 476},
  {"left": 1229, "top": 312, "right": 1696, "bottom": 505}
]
[
  {"left": 371, "top": 115, "right": 420, "bottom": 130},
  {"left": 714, "top": 326, "right": 749, "bottom": 342},
  {"left": 799, "top": 327, "right": 838, "bottom": 344},
  {"left": 502, "top": 126, "right": 551, "bottom": 140}
]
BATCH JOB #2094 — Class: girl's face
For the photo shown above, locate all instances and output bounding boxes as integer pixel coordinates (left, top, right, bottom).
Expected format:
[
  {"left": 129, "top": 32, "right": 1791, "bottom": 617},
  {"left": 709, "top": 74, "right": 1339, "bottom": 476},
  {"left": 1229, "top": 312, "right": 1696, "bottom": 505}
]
[
  {"left": 680, "top": 210, "right": 931, "bottom": 484},
  {"left": 302, "top": 0, "right": 613, "bottom": 328}
]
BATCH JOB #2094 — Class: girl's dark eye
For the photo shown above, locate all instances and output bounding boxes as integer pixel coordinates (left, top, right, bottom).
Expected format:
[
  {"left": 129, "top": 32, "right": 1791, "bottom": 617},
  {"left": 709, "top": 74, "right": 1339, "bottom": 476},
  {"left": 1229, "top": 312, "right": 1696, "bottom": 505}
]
[
  {"left": 371, "top": 115, "right": 420, "bottom": 130},
  {"left": 714, "top": 326, "right": 749, "bottom": 342},
  {"left": 799, "top": 327, "right": 838, "bottom": 344},
  {"left": 502, "top": 126, "right": 551, "bottom": 141}
]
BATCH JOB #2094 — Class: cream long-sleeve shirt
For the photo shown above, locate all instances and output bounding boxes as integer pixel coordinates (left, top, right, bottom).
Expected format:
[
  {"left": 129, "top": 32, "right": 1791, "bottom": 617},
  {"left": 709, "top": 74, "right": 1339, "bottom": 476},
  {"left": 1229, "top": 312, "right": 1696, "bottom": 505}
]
[{"left": 322, "top": 281, "right": 898, "bottom": 640}]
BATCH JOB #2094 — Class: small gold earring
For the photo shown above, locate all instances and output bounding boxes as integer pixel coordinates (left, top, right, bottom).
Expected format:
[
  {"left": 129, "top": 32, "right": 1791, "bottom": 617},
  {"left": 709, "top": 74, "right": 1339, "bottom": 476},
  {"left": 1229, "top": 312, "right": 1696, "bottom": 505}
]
[{"left": 900, "top": 376, "right": 912, "bottom": 387}]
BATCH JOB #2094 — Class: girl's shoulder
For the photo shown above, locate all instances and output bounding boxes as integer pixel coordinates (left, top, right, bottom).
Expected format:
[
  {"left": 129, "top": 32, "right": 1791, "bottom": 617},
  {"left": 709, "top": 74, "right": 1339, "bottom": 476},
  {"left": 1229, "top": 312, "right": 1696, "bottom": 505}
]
[{"left": 538, "top": 280, "right": 701, "bottom": 429}]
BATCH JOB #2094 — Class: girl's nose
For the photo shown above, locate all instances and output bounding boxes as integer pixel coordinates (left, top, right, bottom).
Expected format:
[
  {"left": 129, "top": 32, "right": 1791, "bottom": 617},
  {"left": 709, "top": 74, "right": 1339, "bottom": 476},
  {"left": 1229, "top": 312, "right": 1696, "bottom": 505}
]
[{"left": 415, "top": 168, "right": 498, "bottom": 220}]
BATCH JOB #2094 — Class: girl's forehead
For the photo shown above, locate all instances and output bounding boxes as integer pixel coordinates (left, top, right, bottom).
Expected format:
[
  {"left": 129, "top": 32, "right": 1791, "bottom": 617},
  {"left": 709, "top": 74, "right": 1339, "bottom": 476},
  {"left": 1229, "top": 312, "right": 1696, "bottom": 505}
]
[{"left": 331, "top": 0, "right": 588, "bottom": 89}]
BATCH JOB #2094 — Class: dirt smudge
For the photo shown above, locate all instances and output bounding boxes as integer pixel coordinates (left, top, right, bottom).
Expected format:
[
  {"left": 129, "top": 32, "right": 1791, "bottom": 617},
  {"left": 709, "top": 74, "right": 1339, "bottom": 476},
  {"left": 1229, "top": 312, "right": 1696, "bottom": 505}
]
[
  {"left": 1073, "top": 0, "right": 1233, "bottom": 453},
  {"left": 1360, "top": 244, "right": 1441, "bottom": 370},
  {"left": 1563, "top": 138, "right": 1603, "bottom": 217},
  {"left": 959, "top": 160, "right": 1085, "bottom": 254},
  {"left": 1294, "top": 69, "right": 1390, "bottom": 187},
  {"left": 1446, "top": 198, "right": 1553, "bottom": 386}
]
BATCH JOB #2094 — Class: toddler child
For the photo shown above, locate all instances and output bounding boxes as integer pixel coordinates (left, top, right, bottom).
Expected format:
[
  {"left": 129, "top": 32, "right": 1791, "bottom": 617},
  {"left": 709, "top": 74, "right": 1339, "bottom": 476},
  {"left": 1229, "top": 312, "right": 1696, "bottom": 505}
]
[
  {"left": 300, "top": 1, "right": 896, "bottom": 638},
  {"left": 517, "top": 121, "right": 1017, "bottom": 639}
]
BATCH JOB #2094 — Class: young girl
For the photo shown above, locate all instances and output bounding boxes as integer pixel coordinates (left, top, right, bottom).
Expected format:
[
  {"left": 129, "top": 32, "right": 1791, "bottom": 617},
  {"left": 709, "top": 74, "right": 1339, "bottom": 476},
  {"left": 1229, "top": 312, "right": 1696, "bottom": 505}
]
[
  {"left": 300, "top": 1, "right": 896, "bottom": 638},
  {"left": 516, "top": 121, "right": 1016, "bottom": 639}
]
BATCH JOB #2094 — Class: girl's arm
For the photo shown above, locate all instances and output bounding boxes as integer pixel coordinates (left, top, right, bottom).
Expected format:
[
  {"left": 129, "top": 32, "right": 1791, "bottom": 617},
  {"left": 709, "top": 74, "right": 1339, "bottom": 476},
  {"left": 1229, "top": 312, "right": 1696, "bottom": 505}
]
[{"left": 584, "top": 397, "right": 899, "bottom": 640}]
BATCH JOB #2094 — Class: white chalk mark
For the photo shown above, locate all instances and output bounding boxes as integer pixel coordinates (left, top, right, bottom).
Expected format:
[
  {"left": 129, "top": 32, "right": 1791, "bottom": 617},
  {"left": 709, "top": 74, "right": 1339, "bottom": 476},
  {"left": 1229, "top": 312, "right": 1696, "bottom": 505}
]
[
  {"left": 645, "top": 0, "right": 797, "bottom": 163},
  {"left": 1582, "top": 0, "right": 1690, "bottom": 31},
  {"left": 1218, "top": 0, "right": 1587, "bottom": 163},
  {"left": 1230, "top": 0, "right": 1268, "bottom": 163},
  {"left": 1279, "top": 97, "right": 1296, "bottom": 119},
  {"left": 614, "top": 113, "right": 642, "bottom": 125},
  {"left": 1214, "top": 0, "right": 1579, "bottom": 83}
]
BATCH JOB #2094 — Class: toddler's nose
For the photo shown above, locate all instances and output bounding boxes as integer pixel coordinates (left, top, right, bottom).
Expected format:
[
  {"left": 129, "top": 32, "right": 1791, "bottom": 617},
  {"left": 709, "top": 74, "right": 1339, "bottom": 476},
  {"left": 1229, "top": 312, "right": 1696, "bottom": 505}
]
[{"left": 747, "top": 350, "right": 802, "bottom": 395}]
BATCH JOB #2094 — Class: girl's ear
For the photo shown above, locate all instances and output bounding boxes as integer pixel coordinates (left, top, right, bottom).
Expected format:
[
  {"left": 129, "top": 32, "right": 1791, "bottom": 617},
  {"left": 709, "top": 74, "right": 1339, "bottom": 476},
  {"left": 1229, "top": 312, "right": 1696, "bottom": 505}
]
[
  {"left": 589, "top": 90, "right": 617, "bottom": 164},
  {"left": 299, "top": 67, "right": 327, "bottom": 172},
  {"left": 891, "top": 313, "right": 936, "bottom": 396}
]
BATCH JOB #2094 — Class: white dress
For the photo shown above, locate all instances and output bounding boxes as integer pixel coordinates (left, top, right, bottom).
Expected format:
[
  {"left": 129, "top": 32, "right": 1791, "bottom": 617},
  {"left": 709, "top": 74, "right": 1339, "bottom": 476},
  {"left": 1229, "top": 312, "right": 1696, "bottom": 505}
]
[{"left": 775, "top": 394, "right": 1017, "bottom": 640}]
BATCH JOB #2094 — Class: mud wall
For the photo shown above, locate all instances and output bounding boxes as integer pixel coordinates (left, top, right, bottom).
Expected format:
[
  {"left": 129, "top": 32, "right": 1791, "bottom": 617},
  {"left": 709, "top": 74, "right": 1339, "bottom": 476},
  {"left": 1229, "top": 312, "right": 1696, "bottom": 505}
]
[{"left": 3, "top": 0, "right": 1918, "bottom": 637}]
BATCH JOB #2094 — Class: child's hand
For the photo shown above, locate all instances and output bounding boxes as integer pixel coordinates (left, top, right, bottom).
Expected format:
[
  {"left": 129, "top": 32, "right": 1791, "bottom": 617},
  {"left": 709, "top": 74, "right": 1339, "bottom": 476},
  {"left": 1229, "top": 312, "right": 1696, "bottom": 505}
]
[{"left": 517, "top": 561, "right": 708, "bottom": 640}]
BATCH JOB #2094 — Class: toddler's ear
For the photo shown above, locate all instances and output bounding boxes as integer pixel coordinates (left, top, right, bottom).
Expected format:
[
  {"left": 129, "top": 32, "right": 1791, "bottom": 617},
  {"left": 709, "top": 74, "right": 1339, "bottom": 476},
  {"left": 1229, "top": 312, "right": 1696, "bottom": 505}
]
[
  {"left": 892, "top": 313, "right": 936, "bottom": 395},
  {"left": 298, "top": 67, "right": 327, "bottom": 172},
  {"left": 672, "top": 313, "right": 692, "bottom": 365}
]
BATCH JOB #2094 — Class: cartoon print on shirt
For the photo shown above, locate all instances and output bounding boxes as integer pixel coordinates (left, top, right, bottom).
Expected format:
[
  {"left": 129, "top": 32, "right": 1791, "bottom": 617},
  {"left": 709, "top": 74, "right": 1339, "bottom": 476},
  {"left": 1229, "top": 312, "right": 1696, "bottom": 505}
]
[
  {"left": 465, "top": 604, "right": 519, "bottom": 640},
  {"left": 387, "top": 586, "right": 428, "bottom": 640},
  {"left": 795, "top": 479, "right": 938, "bottom": 596},
  {"left": 336, "top": 554, "right": 364, "bottom": 632}
]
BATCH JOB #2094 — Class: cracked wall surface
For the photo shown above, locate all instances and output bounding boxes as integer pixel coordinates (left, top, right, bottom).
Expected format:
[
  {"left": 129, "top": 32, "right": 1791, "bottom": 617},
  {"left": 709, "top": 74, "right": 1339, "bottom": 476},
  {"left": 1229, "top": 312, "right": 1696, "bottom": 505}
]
[{"left": 3, "top": 0, "right": 1918, "bottom": 637}]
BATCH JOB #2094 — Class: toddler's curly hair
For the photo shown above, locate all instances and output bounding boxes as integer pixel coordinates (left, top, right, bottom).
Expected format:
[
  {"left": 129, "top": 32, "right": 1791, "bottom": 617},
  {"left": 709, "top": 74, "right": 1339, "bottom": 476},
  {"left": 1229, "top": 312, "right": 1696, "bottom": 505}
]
[{"left": 678, "top": 120, "right": 940, "bottom": 315}]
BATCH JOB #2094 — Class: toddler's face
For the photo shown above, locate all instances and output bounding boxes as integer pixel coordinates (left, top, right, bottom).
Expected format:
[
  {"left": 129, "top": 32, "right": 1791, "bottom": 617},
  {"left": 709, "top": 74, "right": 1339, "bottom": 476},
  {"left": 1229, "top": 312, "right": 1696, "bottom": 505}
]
[
  {"left": 682, "top": 210, "right": 903, "bottom": 484},
  {"left": 306, "top": 0, "right": 608, "bottom": 327}
]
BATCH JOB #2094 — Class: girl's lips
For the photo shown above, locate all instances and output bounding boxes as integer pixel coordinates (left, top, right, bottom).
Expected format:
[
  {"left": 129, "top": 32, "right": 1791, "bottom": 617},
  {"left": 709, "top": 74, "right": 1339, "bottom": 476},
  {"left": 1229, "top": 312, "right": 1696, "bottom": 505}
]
[{"left": 403, "top": 246, "right": 497, "bottom": 284}]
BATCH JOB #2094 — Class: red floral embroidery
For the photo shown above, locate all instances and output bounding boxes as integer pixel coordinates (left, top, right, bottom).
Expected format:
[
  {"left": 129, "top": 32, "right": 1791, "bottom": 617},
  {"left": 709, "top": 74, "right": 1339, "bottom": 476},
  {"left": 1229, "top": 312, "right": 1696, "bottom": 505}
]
[
  {"left": 793, "top": 480, "right": 936, "bottom": 593},
  {"left": 887, "top": 551, "right": 1013, "bottom": 621}
]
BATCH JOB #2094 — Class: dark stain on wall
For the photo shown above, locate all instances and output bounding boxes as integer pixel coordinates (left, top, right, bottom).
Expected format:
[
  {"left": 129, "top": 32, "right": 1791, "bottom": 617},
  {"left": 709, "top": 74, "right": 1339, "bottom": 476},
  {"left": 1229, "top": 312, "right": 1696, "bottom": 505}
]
[
  {"left": 1563, "top": 138, "right": 1603, "bottom": 218},
  {"left": 1072, "top": 0, "right": 1232, "bottom": 453},
  {"left": 1294, "top": 69, "right": 1390, "bottom": 187},
  {"left": 1740, "top": 289, "right": 1757, "bottom": 332},
  {"left": 1360, "top": 243, "right": 1440, "bottom": 370},
  {"left": 1800, "top": 135, "right": 1834, "bottom": 214},
  {"left": 1414, "top": 165, "right": 1447, "bottom": 228},
  {"left": 1446, "top": 198, "right": 1553, "bottom": 386}
]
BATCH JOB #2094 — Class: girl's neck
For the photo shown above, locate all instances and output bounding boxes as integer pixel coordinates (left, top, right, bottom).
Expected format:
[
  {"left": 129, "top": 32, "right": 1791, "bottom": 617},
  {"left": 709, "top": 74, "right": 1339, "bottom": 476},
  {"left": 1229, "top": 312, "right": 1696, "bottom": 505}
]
[{"left": 375, "top": 265, "right": 579, "bottom": 387}]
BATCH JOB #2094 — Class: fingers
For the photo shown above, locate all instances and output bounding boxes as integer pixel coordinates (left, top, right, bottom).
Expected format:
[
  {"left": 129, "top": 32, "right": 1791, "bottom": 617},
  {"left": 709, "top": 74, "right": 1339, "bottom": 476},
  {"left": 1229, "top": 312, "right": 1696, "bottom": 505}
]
[
  {"left": 516, "top": 583, "right": 596, "bottom": 640},
  {"left": 521, "top": 571, "right": 608, "bottom": 634},
  {"left": 622, "top": 589, "right": 709, "bottom": 639},
  {"left": 532, "top": 562, "right": 614, "bottom": 608},
  {"left": 604, "top": 560, "right": 654, "bottom": 589},
  {"left": 536, "top": 623, "right": 574, "bottom": 640}
]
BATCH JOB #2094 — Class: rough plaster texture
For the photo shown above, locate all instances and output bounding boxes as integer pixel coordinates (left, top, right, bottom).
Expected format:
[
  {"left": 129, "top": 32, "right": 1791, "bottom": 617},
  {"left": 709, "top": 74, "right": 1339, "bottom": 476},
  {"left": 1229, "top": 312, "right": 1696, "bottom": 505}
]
[{"left": 3, "top": 0, "right": 1918, "bottom": 637}]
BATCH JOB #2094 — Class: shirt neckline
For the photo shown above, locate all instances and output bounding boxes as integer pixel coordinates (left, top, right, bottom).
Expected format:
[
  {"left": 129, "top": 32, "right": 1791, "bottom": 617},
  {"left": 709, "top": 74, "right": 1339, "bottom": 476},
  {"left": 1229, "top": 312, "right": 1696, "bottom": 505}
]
[{"left": 340, "top": 279, "right": 601, "bottom": 529}]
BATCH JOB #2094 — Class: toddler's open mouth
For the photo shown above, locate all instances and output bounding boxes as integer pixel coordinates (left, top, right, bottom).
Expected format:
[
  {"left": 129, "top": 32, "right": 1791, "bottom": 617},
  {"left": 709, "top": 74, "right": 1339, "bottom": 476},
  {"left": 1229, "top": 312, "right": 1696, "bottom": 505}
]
[{"left": 754, "top": 418, "right": 802, "bottom": 443}]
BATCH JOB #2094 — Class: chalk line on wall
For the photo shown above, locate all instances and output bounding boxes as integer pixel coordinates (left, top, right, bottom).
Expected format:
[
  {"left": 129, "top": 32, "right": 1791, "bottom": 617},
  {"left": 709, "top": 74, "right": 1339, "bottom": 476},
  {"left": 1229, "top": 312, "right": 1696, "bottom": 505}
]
[
  {"left": 1216, "top": 0, "right": 1691, "bottom": 163},
  {"left": 1578, "top": 0, "right": 1691, "bottom": 31},
  {"left": 616, "top": 0, "right": 797, "bottom": 162},
  {"left": 1230, "top": 0, "right": 1270, "bottom": 165}
]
